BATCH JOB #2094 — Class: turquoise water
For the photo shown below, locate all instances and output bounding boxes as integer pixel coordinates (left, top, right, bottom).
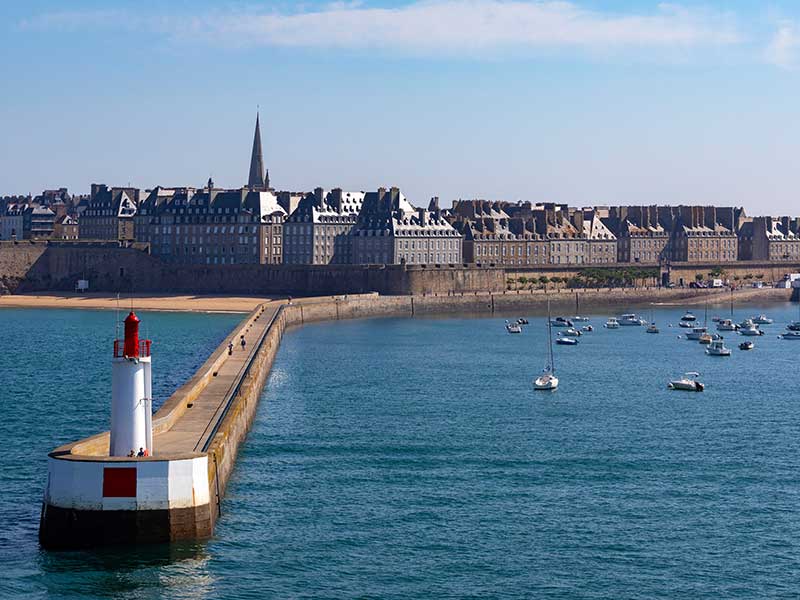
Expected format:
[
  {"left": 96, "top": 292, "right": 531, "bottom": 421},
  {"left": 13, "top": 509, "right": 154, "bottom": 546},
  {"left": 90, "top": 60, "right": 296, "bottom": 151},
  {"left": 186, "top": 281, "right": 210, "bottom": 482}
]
[
  {"left": 0, "top": 308, "right": 243, "bottom": 599},
  {"left": 4, "top": 303, "right": 800, "bottom": 598}
]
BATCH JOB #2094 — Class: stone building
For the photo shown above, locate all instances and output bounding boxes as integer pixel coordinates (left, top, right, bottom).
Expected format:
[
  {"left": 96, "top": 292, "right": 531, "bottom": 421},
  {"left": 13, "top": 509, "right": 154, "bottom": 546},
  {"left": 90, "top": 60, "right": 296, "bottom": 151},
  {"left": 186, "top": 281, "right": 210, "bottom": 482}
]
[
  {"left": 670, "top": 206, "right": 737, "bottom": 263},
  {"left": 23, "top": 205, "right": 56, "bottom": 239},
  {"left": 0, "top": 204, "right": 25, "bottom": 241},
  {"left": 608, "top": 206, "right": 670, "bottom": 264},
  {"left": 283, "top": 188, "right": 365, "bottom": 265},
  {"left": 352, "top": 189, "right": 462, "bottom": 265},
  {"left": 79, "top": 184, "right": 139, "bottom": 241},
  {"left": 53, "top": 214, "right": 79, "bottom": 240},
  {"left": 136, "top": 184, "right": 285, "bottom": 265},
  {"left": 738, "top": 216, "right": 800, "bottom": 262},
  {"left": 574, "top": 210, "right": 616, "bottom": 264},
  {"left": 453, "top": 216, "right": 549, "bottom": 265}
]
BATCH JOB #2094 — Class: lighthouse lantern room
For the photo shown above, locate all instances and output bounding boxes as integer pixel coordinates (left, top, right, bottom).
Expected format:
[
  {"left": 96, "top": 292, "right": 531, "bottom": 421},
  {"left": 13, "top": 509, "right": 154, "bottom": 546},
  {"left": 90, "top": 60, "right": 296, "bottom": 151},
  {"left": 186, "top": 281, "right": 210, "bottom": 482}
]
[{"left": 110, "top": 311, "right": 153, "bottom": 457}]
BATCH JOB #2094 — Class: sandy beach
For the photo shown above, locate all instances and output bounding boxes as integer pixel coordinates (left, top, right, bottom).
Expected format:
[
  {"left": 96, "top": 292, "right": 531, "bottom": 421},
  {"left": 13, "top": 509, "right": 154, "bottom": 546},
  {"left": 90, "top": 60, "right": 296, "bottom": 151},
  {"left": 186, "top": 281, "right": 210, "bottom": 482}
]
[{"left": 0, "top": 293, "right": 280, "bottom": 313}]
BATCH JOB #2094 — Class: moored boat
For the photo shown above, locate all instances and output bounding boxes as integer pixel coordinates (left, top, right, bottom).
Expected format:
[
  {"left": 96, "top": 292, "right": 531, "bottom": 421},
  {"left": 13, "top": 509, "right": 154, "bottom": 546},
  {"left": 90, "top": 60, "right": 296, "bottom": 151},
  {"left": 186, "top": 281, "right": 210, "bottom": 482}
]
[
  {"left": 505, "top": 320, "right": 522, "bottom": 334},
  {"left": 668, "top": 371, "right": 704, "bottom": 391},
  {"left": 716, "top": 318, "right": 738, "bottom": 332},
  {"left": 739, "top": 324, "right": 763, "bottom": 337},
  {"left": 706, "top": 340, "right": 732, "bottom": 356},
  {"left": 739, "top": 341, "right": 754, "bottom": 350},
  {"left": 752, "top": 314, "right": 773, "bottom": 325},
  {"left": 556, "top": 337, "right": 579, "bottom": 345},
  {"left": 680, "top": 312, "right": 697, "bottom": 322},
  {"left": 550, "top": 317, "right": 573, "bottom": 328},
  {"left": 604, "top": 317, "right": 620, "bottom": 329},
  {"left": 781, "top": 331, "right": 800, "bottom": 340},
  {"left": 571, "top": 316, "right": 590, "bottom": 322},
  {"left": 619, "top": 314, "right": 645, "bottom": 326},
  {"left": 646, "top": 323, "right": 659, "bottom": 334},
  {"left": 685, "top": 326, "right": 708, "bottom": 340},
  {"left": 534, "top": 303, "right": 559, "bottom": 391}
]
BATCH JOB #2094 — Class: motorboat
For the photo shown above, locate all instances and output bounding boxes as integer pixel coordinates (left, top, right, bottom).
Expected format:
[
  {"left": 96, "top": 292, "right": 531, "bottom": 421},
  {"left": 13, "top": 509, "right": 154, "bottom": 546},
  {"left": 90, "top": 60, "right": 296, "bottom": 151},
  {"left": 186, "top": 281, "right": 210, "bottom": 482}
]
[
  {"left": 752, "top": 314, "right": 773, "bottom": 325},
  {"left": 505, "top": 320, "right": 522, "bottom": 334},
  {"left": 787, "top": 321, "right": 800, "bottom": 332},
  {"left": 738, "top": 324, "right": 763, "bottom": 337},
  {"left": 668, "top": 372, "right": 704, "bottom": 392},
  {"left": 739, "top": 341, "right": 754, "bottom": 350},
  {"left": 556, "top": 337, "right": 579, "bottom": 345},
  {"left": 680, "top": 312, "right": 697, "bottom": 322},
  {"left": 678, "top": 321, "right": 695, "bottom": 328},
  {"left": 685, "top": 326, "right": 708, "bottom": 340},
  {"left": 517, "top": 318, "right": 529, "bottom": 325},
  {"left": 561, "top": 328, "right": 582, "bottom": 337},
  {"left": 534, "top": 303, "right": 559, "bottom": 391},
  {"left": 716, "top": 319, "right": 738, "bottom": 332},
  {"left": 604, "top": 318, "right": 620, "bottom": 329},
  {"left": 646, "top": 323, "right": 659, "bottom": 334},
  {"left": 706, "top": 340, "right": 732, "bottom": 356},
  {"left": 571, "top": 316, "right": 590, "bottom": 322},
  {"left": 699, "top": 332, "right": 723, "bottom": 345},
  {"left": 581, "top": 325, "right": 594, "bottom": 332},
  {"left": 550, "top": 317, "right": 573, "bottom": 328},
  {"left": 738, "top": 318, "right": 755, "bottom": 329},
  {"left": 619, "top": 314, "right": 646, "bottom": 326},
  {"left": 781, "top": 331, "right": 800, "bottom": 340}
]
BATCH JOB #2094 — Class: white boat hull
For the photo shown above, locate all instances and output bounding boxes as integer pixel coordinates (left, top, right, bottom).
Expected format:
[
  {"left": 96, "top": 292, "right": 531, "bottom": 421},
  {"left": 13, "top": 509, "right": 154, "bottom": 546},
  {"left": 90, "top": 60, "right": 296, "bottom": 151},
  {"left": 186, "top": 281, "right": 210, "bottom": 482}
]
[{"left": 534, "top": 375, "right": 559, "bottom": 391}]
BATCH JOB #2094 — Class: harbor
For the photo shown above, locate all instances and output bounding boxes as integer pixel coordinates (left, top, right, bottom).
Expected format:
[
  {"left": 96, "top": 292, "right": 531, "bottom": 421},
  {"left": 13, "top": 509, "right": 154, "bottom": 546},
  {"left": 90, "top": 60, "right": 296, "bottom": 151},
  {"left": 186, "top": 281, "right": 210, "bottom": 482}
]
[{"left": 5, "top": 296, "right": 800, "bottom": 597}]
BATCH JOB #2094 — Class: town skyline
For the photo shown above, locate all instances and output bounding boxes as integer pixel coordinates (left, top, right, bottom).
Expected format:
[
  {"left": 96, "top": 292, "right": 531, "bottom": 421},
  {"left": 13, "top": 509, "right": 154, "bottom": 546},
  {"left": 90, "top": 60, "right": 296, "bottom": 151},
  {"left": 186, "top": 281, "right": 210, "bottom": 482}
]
[{"left": 4, "top": 1, "right": 800, "bottom": 213}]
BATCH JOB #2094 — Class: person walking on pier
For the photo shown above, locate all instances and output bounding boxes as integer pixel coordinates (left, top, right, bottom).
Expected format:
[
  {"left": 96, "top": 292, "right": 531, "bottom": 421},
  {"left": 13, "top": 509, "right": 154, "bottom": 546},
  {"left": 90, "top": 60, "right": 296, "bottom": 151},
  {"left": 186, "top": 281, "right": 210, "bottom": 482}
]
[
  {"left": 240, "top": 336, "right": 246, "bottom": 351},
  {"left": 228, "top": 341, "right": 234, "bottom": 356}
]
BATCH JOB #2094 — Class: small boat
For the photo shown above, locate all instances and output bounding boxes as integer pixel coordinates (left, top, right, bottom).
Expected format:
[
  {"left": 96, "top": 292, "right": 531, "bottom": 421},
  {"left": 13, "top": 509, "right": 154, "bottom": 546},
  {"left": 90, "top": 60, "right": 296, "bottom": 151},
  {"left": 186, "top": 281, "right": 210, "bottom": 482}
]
[
  {"left": 752, "top": 314, "right": 773, "bottom": 325},
  {"left": 556, "top": 337, "right": 579, "bottom": 345},
  {"left": 668, "top": 372, "right": 704, "bottom": 392},
  {"left": 581, "top": 325, "right": 593, "bottom": 332},
  {"left": 781, "top": 331, "right": 800, "bottom": 340},
  {"left": 534, "top": 303, "right": 559, "bottom": 391},
  {"left": 619, "top": 314, "right": 645, "bottom": 326},
  {"left": 699, "top": 332, "right": 723, "bottom": 345},
  {"left": 716, "top": 319, "right": 738, "bottom": 332},
  {"left": 685, "top": 326, "right": 708, "bottom": 340},
  {"left": 646, "top": 323, "right": 659, "bottom": 334},
  {"left": 505, "top": 320, "right": 522, "bottom": 334},
  {"left": 571, "top": 316, "right": 590, "bottom": 322},
  {"left": 561, "top": 328, "right": 582, "bottom": 337},
  {"left": 604, "top": 317, "right": 620, "bottom": 329},
  {"left": 550, "top": 317, "right": 573, "bottom": 328},
  {"left": 706, "top": 340, "right": 731, "bottom": 356},
  {"left": 517, "top": 318, "right": 529, "bottom": 325},
  {"left": 738, "top": 324, "right": 763, "bottom": 337},
  {"left": 738, "top": 318, "right": 755, "bottom": 329},
  {"left": 678, "top": 321, "right": 695, "bottom": 328},
  {"left": 680, "top": 312, "right": 697, "bottom": 322},
  {"left": 739, "top": 341, "right": 754, "bottom": 350},
  {"left": 787, "top": 321, "right": 800, "bottom": 332}
]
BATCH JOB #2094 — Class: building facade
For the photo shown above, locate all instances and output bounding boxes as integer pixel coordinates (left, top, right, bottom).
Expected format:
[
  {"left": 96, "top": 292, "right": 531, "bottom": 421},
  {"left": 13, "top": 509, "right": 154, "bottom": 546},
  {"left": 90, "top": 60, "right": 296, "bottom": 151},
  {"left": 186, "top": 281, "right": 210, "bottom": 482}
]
[
  {"left": 0, "top": 204, "right": 25, "bottom": 241},
  {"left": 80, "top": 184, "right": 139, "bottom": 241},
  {"left": 283, "top": 188, "right": 365, "bottom": 265},
  {"left": 53, "top": 214, "right": 79, "bottom": 240}
]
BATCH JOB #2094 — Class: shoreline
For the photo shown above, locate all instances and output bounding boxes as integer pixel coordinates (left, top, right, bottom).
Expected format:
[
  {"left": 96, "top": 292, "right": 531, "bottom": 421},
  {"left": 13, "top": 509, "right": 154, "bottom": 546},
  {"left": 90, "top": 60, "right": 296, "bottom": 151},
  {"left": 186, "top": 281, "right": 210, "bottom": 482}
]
[{"left": 0, "top": 287, "right": 791, "bottom": 315}]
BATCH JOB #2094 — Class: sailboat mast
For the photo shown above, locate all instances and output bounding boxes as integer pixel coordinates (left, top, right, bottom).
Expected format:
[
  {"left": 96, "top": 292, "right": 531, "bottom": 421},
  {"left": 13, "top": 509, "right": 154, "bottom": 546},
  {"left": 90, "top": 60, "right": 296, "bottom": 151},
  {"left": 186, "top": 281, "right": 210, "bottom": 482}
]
[{"left": 547, "top": 301, "right": 555, "bottom": 374}]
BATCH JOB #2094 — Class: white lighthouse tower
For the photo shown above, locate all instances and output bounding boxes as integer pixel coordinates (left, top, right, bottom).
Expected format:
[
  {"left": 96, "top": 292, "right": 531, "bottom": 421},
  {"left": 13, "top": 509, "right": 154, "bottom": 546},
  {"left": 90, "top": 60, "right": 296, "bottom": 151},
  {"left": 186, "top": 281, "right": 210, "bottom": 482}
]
[{"left": 110, "top": 312, "right": 153, "bottom": 457}]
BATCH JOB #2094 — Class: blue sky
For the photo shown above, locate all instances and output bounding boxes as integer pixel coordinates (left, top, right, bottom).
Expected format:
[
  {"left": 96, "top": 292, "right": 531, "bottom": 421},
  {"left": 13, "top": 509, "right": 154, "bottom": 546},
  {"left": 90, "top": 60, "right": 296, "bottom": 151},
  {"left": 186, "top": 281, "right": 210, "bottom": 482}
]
[{"left": 2, "top": 1, "right": 800, "bottom": 214}]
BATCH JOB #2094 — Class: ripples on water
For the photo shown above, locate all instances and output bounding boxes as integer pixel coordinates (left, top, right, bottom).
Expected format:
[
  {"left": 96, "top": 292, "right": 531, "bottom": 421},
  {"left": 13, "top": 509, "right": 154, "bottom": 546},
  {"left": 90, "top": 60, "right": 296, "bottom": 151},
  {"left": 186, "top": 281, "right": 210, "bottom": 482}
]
[{"left": 4, "top": 304, "right": 800, "bottom": 598}]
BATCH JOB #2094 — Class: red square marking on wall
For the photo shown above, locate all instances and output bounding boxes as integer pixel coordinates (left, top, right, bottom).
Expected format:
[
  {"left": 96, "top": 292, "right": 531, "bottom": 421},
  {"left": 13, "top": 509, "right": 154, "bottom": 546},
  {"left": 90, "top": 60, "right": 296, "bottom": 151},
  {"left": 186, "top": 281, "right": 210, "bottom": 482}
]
[{"left": 102, "top": 467, "right": 137, "bottom": 497}]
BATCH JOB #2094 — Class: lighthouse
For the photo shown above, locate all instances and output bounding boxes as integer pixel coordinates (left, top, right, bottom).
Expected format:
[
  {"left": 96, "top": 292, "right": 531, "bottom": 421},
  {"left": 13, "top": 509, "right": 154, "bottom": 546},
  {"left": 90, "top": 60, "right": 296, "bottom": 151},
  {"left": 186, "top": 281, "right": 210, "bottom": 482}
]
[{"left": 110, "top": 312, "right": 153, "bottom": 457}]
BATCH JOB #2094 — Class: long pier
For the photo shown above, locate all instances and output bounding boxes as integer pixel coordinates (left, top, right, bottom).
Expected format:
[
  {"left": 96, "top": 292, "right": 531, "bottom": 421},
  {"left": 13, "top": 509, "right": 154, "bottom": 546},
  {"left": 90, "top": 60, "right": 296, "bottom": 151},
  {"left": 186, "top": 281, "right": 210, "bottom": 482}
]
[{"left": 38, "top": 286, "right": 792, "bottom": 548}]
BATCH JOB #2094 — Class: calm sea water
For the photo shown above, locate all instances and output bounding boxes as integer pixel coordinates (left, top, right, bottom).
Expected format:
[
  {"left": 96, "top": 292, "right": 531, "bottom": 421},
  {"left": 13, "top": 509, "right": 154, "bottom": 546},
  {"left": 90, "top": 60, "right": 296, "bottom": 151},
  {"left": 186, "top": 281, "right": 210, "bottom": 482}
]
[{"left": 4, "top": 302, "right": 800, "bottom": 599}]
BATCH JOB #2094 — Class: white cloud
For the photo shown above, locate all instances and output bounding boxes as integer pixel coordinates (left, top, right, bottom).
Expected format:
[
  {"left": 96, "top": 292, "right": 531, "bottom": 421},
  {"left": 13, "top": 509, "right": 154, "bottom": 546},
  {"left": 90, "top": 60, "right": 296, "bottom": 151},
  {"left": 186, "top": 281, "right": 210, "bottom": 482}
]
[
  {"left": 20, "top": 1, "right": 741, "bottom": 55},
  {"left": 765, "top": 21, "right": 800, "bottom": 70}
]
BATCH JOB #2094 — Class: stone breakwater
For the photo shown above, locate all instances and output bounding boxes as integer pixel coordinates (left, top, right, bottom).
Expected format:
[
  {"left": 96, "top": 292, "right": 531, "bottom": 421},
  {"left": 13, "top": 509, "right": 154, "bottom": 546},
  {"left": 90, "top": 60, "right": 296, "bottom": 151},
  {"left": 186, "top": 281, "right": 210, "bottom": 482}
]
[{"left": 39, "top": 286, "right": 791, "bottom": 547}]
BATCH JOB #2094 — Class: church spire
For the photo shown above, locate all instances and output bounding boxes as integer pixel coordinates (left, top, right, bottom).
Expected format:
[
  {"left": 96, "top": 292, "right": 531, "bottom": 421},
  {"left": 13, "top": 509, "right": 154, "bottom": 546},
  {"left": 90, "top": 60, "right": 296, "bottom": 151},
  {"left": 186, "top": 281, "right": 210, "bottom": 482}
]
[{"left": 248, "top": 112, "right": 265, "bottom": 190}]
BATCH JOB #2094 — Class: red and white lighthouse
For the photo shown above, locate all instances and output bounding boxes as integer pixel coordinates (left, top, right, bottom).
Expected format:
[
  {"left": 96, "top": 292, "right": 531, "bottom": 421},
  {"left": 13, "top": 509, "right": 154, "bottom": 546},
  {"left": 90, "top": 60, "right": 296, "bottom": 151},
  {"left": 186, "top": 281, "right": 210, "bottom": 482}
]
[{"left": 110, "top": 312, "right": 153, "bottom": 457}]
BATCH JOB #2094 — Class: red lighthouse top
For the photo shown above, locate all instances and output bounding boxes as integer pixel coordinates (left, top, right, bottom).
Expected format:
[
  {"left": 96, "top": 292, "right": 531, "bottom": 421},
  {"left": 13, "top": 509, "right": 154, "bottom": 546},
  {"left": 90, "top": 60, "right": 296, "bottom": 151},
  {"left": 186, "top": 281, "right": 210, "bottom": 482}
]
[{"left": 114, "top": 311, "right": 151, "bottom": 358}]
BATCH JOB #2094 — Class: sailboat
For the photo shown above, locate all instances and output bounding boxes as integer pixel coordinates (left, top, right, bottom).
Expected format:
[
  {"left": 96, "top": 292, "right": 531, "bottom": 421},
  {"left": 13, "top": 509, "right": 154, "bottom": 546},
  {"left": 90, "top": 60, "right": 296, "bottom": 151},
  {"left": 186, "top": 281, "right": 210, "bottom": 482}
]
[
  {"left": 534, "top": 302, "right": 559, "bottom": 391},
  {"left": 646, "top": 308, "right": 659, "bottom": 333}
]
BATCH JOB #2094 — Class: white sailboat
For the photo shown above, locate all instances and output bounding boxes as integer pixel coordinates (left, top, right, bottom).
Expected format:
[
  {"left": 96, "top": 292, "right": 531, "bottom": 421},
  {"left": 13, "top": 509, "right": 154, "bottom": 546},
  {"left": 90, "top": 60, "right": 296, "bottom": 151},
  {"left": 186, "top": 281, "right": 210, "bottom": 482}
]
[{"left": 534, "top": 303, "right": 559, "bottom": 391}]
